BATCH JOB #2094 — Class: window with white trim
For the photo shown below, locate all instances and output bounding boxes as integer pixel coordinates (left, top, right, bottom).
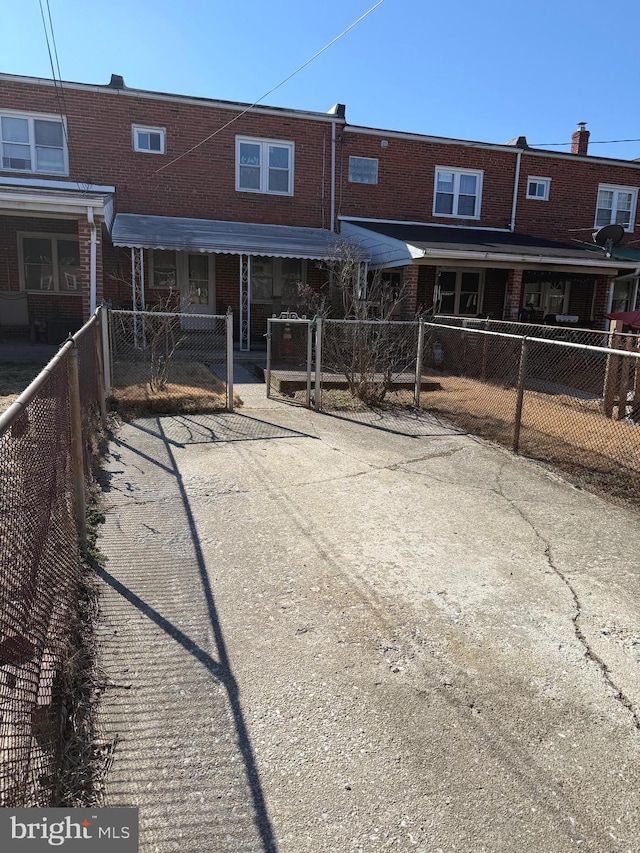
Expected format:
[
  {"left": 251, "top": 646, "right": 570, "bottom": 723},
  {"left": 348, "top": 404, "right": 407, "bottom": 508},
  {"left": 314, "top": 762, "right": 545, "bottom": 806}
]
[
  {"left": 133, "top": 125, "right": 165, "bottom": 154},
  {"left": 595, "top": 184, "right": 638, "bottom": 231},
  {"left": 236, "top": 137, "right": 294, "bottom": 195},
  {"left": 434, "top": 167, "right": 482, "bottom": 219},
  {"left": 349, "top": 156, "right": 378, "bottom": 184},
  {"left": 20, "top": 234, "right": 80, "bottom": 293},
  {"left": 526, "top": 176, "right": 550, "bottom": 200},
  {"left": 251, "top": 257, "right": 305, "bottom": 304},
  {"left": 436, "top": 269, "right": 484, "bottom": 315},
  {"left": 1, "top": 111, "right": 67, "bottom": 175}
]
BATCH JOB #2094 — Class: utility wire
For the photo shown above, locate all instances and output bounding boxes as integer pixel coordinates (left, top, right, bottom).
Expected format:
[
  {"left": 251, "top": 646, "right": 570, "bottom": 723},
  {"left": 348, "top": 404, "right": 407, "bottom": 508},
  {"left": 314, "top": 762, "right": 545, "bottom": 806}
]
[
  {"left": 154, "top": 0, "right": 386, "bottom": 174},
  {"left": 37, "top": 0, "right": 75, "bottom": 166}
]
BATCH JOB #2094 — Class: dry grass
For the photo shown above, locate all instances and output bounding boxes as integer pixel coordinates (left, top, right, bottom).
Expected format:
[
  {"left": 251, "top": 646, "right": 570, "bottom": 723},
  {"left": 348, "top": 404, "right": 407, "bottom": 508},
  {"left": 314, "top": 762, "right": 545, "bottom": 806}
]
[
  {"left": 422, "top": 373, "right": 640, "bottom": 506},
  {"left": 110, "top": 359, "right": 238, "bottom": 418},
  {"left": 0, "top": 363, "right": 45, "bottom": 413}
]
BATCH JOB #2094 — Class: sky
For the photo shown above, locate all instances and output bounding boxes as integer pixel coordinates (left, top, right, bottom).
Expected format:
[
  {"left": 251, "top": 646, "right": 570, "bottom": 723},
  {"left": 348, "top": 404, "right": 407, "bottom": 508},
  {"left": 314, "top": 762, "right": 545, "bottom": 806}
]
[{"left": 2, "top": 0, "right": 640, "bottom": 161}]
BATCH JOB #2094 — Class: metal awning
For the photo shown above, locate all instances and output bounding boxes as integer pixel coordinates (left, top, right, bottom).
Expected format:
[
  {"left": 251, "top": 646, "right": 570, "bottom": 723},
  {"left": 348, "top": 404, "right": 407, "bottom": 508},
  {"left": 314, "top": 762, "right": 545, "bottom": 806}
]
[
  {"left": 341, "top": 220, "right": 631, "bottom": 273},
  {"left": 111, "top": 213, "right": 345, "bottom": 260}
]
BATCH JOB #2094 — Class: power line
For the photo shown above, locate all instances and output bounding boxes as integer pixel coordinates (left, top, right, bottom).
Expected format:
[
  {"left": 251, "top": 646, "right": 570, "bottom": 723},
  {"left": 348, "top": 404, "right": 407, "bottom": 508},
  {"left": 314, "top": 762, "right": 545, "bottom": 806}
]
[
  {"left": 37, "top": 0, "right": 75, "bottom": 164},
  {"left": 154, "top": 0, "right": 386, "bottom": 175}
]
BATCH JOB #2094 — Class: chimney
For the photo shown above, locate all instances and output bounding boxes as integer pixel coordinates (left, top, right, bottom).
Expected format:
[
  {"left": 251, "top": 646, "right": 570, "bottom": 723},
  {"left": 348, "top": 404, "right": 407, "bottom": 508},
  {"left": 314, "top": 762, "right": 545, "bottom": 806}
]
[{"left": 571, "top": 122, "right": 590, "bottom": 155}]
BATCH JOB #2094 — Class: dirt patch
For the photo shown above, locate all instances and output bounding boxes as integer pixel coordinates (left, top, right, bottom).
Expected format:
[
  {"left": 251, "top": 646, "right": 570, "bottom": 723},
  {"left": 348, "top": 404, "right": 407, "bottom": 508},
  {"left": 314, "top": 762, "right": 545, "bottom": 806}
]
[
  {"left": 110, "top": 360, "right": 238, "bottom": 419},
  {"left": 421, "top": 373, "right": 640, "bottom": 506},
  {"left": 0, "top": 363, "right": 46, "bottom": 413}
]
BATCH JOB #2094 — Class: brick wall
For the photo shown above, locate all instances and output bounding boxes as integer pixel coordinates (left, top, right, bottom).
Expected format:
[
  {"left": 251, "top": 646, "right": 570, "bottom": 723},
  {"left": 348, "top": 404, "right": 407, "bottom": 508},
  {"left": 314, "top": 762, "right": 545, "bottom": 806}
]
[{"left": 0, "top": 78, "right": 341, "bottom": 228}]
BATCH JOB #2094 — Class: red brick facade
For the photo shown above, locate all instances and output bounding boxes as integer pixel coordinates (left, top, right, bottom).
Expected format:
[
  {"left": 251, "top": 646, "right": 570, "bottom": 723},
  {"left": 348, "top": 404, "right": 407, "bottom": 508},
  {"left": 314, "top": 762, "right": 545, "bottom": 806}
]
[{"left": 1, "top": 73, "right": 639, "bottom": 333}]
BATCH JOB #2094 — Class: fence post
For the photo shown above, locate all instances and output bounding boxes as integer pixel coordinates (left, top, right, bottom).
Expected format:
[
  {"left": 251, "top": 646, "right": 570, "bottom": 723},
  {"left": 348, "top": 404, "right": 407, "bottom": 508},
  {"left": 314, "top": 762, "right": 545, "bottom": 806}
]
[
  {"left": 100, "top": 302, "right": 111, "bottom": 396},
  {"left": 265, "top": 318, "right": 272, "bottom": 399},
  {"left": 314, "top": 316, "right": 323, "bottom": 411},
  {"left": 513, "top": 336, "right": 529, "bottom": 454},
  {"left": 226, "top": 308, "right": 234, "bottom": 413},
  {"left": 68, "top": 344, "right": 87, "bottom": 551},
  {"left": 94, "top": 309, "right": 108, "bottom": 428},
  {"left": 414, "top": 319, "right": 425, "bottom": 407},
  {"left": 306, "top": 320, "right": 313, "bottom": 408}
]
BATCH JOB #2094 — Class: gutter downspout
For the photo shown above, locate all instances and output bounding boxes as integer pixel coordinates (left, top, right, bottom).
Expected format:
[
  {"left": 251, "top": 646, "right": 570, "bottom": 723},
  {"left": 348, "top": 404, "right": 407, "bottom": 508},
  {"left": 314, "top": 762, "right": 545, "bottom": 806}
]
[
  {"left": 509, "top": 149, "right": 522, "bottom": 232},
  {"left": 330, "top": 120, "right": 337, "bottom": 232},
  {"left": 87, "top": 206, "right": 97, "bottom": 314}
]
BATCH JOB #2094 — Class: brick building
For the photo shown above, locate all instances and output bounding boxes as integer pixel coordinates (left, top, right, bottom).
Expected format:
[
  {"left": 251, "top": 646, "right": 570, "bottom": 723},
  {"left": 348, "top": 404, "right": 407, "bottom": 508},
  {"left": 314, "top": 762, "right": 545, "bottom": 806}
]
[{"left": 1, "top": 71, "right": 638, "bottom": 346}]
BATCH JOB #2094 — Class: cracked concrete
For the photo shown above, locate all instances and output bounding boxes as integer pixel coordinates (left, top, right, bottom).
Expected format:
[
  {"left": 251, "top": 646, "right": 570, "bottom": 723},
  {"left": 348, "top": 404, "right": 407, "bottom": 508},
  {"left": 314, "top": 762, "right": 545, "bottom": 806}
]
[{"left": 96, "top": 394, "right": 640, "bottom": 853}]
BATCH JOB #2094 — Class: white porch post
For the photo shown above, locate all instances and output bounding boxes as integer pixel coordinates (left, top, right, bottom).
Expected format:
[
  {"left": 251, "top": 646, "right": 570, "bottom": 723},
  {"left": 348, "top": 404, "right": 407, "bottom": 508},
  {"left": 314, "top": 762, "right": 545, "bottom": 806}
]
[
  {"left": 131, "top": 247, "right": 145, "bottom": 348},
  {"left": 240, "top": 254, "right": 251, "bottom": 352}
]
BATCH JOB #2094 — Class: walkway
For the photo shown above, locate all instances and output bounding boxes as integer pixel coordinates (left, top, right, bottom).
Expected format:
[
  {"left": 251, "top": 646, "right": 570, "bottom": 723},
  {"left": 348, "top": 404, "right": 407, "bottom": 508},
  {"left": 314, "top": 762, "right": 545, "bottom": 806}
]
[{"left": 96, "top": 380, "right": 640, "bottom": 852}]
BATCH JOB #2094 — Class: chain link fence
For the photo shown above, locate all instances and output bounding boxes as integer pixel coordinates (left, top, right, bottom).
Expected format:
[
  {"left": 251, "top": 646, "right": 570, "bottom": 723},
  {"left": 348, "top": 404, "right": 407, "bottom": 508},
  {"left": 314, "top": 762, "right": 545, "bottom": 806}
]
[
  {"left": 0, "top": 311, "right": 105, "bottom": 806},
  {"left": 108, "top": 309, "right": 233, "bottom": 417},
  {"left": 422, "top": 322, "right": 640, "bottom": 504},
  {"left": 266, "top": 317, "right": 314, "bottom": 405},
  {"left": 431, "top": 314, "right": 640, "bottom": 350},
  {"left": 265, "top": 315, "right": 640, "bottom": 503}
]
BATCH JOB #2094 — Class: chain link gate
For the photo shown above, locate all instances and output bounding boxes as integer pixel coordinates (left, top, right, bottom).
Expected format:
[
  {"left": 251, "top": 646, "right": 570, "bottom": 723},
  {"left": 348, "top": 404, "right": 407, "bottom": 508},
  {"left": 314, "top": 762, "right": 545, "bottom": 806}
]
[{"left": 265, "top": 316, "right": 314, "bottom": 406}]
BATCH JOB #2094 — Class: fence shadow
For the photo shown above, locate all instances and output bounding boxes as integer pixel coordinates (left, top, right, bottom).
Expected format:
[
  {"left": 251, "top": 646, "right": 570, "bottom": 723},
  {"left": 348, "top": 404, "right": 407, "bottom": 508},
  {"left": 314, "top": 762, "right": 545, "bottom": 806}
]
[
  {"left": 126, "top": 412, "right": 318, "bottom": 447},
  {"left": 99, "top": 417, "right": 278, "bottom": 852},
  {"left": 319, "top": 405, "right": 468, "bottom": 439}
]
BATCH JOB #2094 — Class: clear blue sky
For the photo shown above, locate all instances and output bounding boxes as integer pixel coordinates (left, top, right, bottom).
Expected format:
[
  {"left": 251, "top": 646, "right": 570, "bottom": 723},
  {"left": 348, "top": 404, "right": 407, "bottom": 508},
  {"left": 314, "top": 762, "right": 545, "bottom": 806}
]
[{"left": 2, "top": 0, "right": 640, "bottom": 161}]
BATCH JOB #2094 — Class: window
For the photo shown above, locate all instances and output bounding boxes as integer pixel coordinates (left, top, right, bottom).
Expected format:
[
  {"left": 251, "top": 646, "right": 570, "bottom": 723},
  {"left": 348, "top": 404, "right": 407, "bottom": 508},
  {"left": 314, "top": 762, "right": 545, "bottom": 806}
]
[
  {"left": 1, "top": 111, "right": 67, "bottom": 174},
  {"left": 526, "top": 177, "right": 550, "bottom": 200},
  {"left": 150, "top": 250, "right": 177, "bottom": 288},
  {"left": 434, "top": 167, "right": 482, "bottom": 219},
  {"left": 595, "top": 184, "right": 637, "bottom": 231},
  {"left": 251, "top": 257, "right": 305, "bottom": 304},
  {"left": 436, "top": 269, "right": 483, "bottom": 315},
  {"left": 611, "top": 280, "right": 634, "bottom": 314},
  {"left": 523, "top": 280, "right": 570, "bottom": 316},
  {"left": 20, "top": 235, "right": 80, "bottom": 293},
  {"left": 133, "top": 125, "right": 165, "bottom": 154},
  {"left": 236, "top": 137, "right": 294, "bottom": 195},
  {"left": 349, "top": 156, "right": 378, "bottom": 184}
]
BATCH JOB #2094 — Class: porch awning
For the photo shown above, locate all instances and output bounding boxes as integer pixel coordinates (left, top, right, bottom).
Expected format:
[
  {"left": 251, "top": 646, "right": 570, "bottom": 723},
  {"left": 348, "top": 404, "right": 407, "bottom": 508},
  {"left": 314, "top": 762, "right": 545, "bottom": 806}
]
[
  {"left": 111, "top": 213, "right": 346, "bottom": 260},
  {"left": 341, "top": 220, "right": 631, "bottom": 273}
]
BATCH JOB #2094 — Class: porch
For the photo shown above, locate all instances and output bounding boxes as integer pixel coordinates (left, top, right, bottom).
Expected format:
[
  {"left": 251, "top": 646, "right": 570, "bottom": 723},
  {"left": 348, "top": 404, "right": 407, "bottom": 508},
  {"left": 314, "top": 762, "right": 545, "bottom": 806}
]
[
  {"left": 0, "top": 179, "right": 113, "bottom": 342},
  {"left": 109, "top": 213, "right": 344, "bottom": 352}
]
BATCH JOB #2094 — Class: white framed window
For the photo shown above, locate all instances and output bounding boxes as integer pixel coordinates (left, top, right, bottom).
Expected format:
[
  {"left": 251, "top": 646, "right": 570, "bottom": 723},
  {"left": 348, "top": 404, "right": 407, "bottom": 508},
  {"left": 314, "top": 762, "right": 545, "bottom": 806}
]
[
  {"left": 251, "top": 257, "right": 305, "bottom": 304},
  {"left": 19, "top": 233, "right": 80, "bottom": 293},
  {"left": 526, "top": 176, "right": 551, "bottom": 200},
  {"left": 523, "top": 280, "right": 570, "bottom": 316},
  {"left": 236, "top": 137, "right": 294, "bottom": 195},
  {"left": 1, "top": 111, "right": 67, "bottom": 175},
  {"left": 434, "top": 167, "right": 483, "bottom": 219},
  {"left": 349, "top": 156, "right": 378, "bottom": 184},
  {"left": 436, "top": 269, "right": 484, "bottom": 316},
  {"left": 132, "top": 125, "right": 165, "bottom": 154},
  {"left": 595, "top": 184, "right": 637, "bottom": 232},
  {"left": 149, "top": 250, "right": 177, "bottom": 289}
]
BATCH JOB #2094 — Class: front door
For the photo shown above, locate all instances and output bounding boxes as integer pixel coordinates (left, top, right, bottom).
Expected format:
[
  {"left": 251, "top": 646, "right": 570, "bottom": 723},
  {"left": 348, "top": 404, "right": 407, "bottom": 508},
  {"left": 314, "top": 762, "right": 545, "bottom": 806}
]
[{"left": 179, "top": 253, "right": 215, "bottom": 315}]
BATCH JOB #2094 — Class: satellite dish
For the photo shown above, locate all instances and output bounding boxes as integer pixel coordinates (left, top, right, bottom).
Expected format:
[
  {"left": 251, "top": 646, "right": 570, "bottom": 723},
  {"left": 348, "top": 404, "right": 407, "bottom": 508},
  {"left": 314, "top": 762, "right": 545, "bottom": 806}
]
[{"left": 593, "top": 224, "right": 624, "bottom": 258}]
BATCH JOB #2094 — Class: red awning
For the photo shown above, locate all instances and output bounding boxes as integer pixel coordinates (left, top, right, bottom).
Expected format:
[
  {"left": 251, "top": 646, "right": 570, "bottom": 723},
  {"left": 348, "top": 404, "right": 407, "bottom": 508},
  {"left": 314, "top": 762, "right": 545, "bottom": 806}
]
[{"left": 605, "top": 310, "right": 640, "bottom": 329}]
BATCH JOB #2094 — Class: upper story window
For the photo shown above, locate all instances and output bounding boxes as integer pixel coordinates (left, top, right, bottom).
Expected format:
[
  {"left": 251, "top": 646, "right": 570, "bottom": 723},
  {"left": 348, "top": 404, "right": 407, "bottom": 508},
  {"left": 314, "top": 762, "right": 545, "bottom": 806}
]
[
  {"left": 1, "top": 111, "right": 67, "bottom": 175},
  {"left": 434, "top": 167, "right": 482, "bottom": 219},
  {"left": 595, "top": 184, "right": 637, "bottom": 232},
  {"left": 349, "top": 156, "right": 378, "bottom": 184},
  {"left": 526, "top": 176, "right": 551, "bottom": 201},
  {"left": 133, "top": 125, "right": 165, "bottom": 154},
  {"left": 236, "top": 137, "right": 294, "bottom": 195}
]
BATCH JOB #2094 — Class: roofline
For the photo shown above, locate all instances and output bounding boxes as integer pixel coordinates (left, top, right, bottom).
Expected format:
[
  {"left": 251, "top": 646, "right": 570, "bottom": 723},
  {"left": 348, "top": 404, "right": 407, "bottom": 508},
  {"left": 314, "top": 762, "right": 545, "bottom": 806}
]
[
  {"left": 0, "top": 72, "right": 346, "bottom": 125},
  {"left": 340, "top": 215, "right": 511, "bottom": 233},
  {"left": 344, "top": 126, "right": 640, "bottom": 169}
]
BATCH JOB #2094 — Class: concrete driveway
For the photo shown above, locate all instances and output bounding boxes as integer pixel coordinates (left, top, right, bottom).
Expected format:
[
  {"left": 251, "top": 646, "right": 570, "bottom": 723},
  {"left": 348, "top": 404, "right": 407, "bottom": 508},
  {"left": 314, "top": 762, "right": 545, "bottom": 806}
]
[{"left": 96, "top": 384, "right": 640, "bottom": 852}]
